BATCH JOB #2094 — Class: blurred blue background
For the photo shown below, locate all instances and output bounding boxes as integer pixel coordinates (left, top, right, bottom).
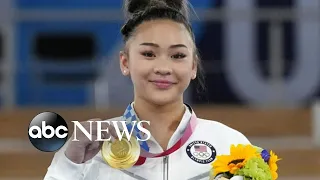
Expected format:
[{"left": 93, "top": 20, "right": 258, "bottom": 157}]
[
  {"left": 0, "top": 0, "right": 319, "bottom": 108},
  {"left": 0, "top": 0, "right": 320, "bottom": 180},
  {"left": 0, "top": 0, "right": 318, "bottom": 108}
]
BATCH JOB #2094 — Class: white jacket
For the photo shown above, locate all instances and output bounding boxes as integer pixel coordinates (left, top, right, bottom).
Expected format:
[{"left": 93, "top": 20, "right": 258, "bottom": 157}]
[{"left": 44, "top": 106, "right": 250, "bottom": 180}]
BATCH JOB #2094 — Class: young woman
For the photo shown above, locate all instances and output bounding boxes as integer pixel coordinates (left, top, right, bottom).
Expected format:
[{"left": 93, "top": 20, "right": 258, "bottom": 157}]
[{"left": 44, "top": 0, "right": 250, "bottom": 179}]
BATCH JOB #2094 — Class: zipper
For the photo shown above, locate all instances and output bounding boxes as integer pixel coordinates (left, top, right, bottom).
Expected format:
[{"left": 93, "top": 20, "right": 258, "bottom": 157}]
[{"left": 163, "top": 156, "right": 169, "bottom": 180}]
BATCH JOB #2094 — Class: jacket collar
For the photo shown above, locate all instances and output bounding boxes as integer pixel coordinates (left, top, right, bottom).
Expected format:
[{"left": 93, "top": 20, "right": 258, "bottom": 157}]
[{"left": 128, "top": 102, "right": 192, "bottom": 151}]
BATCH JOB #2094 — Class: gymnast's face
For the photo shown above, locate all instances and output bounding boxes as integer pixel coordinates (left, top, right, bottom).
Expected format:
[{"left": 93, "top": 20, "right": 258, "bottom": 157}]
[{"left": 120, "top": 19, "right": 197, "bottom": 105}]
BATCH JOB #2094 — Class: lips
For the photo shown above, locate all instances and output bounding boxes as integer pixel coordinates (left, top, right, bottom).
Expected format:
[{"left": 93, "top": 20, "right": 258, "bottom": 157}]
[{"left": 150, "top": 80, "right": 175, "bottom": 89}]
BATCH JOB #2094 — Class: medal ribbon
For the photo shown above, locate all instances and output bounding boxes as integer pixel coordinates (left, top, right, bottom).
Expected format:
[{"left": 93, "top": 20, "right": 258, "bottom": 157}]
[{"left": 122, "top": 103, "right": 197, "bottom": 159}]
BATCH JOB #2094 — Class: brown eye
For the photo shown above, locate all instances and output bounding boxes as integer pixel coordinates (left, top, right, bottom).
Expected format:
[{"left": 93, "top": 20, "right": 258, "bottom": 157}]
[
  {"left": 171, "top": 53, "right": 186, "bottom": 59},
  {"left": 141, "top": 51, "right": 155, "bottom": 58}
]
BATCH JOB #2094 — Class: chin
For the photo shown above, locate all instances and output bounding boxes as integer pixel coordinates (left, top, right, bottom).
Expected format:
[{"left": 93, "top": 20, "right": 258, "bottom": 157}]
[{"left": 139, "top": 85, "right": 183, "bottom": 106}]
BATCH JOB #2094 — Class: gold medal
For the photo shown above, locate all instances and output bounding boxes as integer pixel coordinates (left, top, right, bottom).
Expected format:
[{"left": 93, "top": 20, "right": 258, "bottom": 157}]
[{"left": 101, "top": 136, "right": 140, "bottom": 169}]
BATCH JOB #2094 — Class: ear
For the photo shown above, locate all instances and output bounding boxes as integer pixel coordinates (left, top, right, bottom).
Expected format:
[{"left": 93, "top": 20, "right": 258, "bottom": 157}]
[
  {"left": 119, "top": 51, "right": 130, "bottom": 76},
  {"left": 191, "top": 59, "right": 197, "bottom": 80}
]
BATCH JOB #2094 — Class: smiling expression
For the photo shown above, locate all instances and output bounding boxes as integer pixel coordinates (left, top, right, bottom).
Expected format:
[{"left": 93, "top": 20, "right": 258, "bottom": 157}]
[{"left": 120, "top": 19, "right": 197, "bottom": 105}]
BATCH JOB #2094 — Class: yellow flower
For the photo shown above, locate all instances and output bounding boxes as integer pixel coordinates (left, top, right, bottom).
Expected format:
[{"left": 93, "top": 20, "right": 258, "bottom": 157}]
[
  {"left": 211, "top": 144, "right": 260, "bottom": 177},
  {"left": 211, "top": 155, "right": 233, "bottom": 176},
  {"left": 268, "top": 150, "right": 281, "bottom": 180},
  {"left": 230, "top": 144, "right": 260, "bottom": 161}
]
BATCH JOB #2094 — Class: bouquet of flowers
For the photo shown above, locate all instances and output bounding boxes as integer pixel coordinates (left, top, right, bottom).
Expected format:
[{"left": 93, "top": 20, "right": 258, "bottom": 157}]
[{"left": 210, "top": 144, "right": 281, "bottom": 180}]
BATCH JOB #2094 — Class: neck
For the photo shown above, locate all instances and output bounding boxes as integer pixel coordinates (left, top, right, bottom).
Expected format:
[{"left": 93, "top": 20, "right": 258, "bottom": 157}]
[{"left": 133, "top": 98, "right": 185, "bottom": 131}]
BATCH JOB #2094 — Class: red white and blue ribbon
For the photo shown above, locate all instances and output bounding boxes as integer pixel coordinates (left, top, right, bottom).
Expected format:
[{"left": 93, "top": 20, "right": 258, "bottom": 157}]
[{"left": 122, "top": 103, "right": 198, "bottom": 164}]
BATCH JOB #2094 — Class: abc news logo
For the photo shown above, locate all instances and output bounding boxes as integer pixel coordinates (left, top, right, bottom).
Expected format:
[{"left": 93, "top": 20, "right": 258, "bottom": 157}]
[
  {"left": 28, "top": 112, "right": 69, "bottom": 152},
  {"left": 28, "top": 112, "right": 150, "bottom": 152}
]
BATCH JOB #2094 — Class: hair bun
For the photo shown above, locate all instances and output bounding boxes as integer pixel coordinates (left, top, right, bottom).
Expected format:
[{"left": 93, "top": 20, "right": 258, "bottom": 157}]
[
  {"left": 165, "top": 0, "right": 189, "bottom": 20},
  {"left": 124, "top": 0, "right": 188, "bottom": 15},
  {"left": 164, "top": 0, "right": 184, "bottom": 11},
  {"left": 123, "top": 0, "right": 190, "bottom": 23},
  {"left": 124, "top": 0, "right": 150, "bottom": 15}
]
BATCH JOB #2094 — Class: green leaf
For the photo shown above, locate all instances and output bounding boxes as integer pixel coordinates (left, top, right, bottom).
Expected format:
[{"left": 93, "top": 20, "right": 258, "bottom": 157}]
[{"left": 235, "top": 157, "right": 272, "bottom": 180}]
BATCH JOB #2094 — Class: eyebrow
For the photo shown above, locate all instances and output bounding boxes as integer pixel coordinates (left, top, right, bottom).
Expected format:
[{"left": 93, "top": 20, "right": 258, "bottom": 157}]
[{"left": 140, "top": 42, "right": 187, "bottom": 49}]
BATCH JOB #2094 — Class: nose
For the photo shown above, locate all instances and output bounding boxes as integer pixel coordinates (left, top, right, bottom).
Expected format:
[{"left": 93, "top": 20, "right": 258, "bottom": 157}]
[
  {"left": 153, "top": 56, "right": 173, "bottom": 75},
  {"left": 154, "top": 66, "right": 172, "bottom": 75}
]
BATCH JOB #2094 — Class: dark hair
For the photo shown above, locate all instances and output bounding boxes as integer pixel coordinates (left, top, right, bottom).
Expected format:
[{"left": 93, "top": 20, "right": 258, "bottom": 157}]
[{"left": 121, "top": 0, "right": 205, "bottom": 93}]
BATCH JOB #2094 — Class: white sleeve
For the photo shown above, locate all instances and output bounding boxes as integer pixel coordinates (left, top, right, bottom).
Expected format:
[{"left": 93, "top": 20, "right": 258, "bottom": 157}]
[
  {"left": 231, "top": 128, "right": 251, "bottom": 145},
  {"left": 44, "top": 151, "right": 87, "bottom": 180},
  {"left": 43, "top": 139, "right": 89, "bottom": 180}
]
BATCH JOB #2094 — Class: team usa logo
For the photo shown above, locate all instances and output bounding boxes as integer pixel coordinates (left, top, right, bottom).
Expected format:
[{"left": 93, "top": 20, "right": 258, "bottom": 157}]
[{"left": 186, "top": 141, "right": 216, "bottom": 164}]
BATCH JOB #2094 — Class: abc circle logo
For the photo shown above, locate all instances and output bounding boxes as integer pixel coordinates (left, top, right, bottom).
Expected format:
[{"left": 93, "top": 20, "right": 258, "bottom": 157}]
[{"left": 28, "top": 112, "right": 69, "bottom": 152}]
